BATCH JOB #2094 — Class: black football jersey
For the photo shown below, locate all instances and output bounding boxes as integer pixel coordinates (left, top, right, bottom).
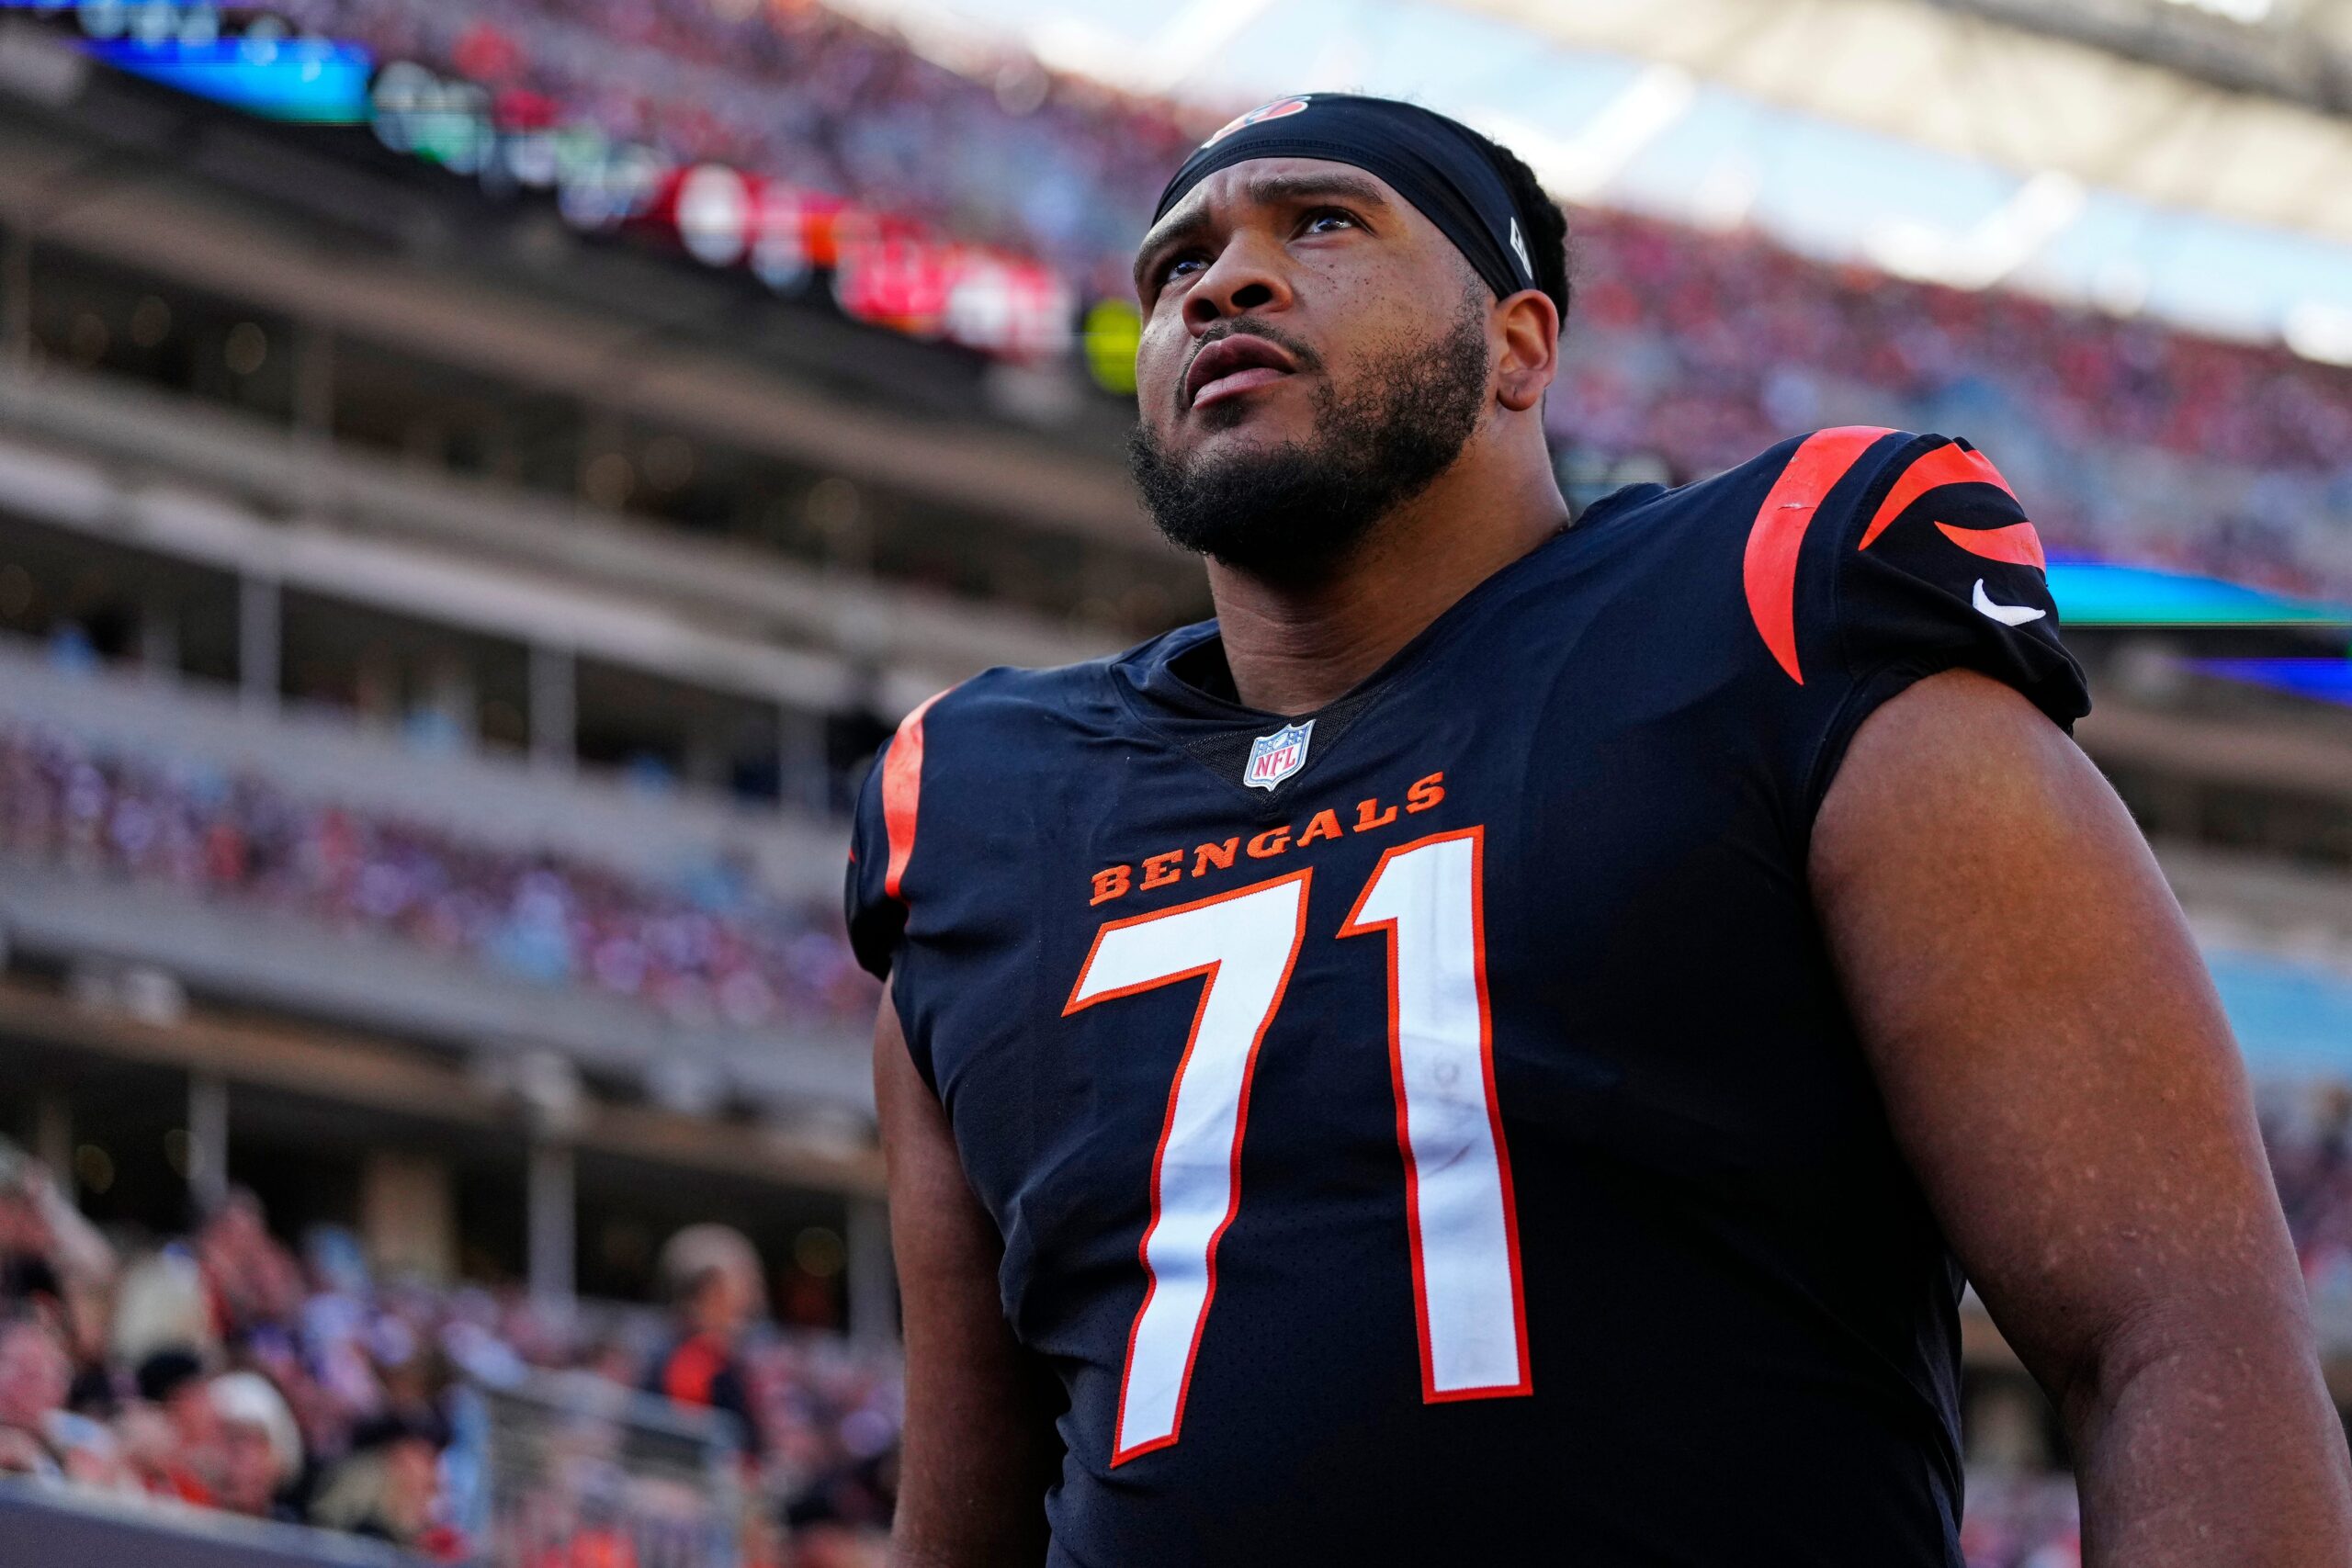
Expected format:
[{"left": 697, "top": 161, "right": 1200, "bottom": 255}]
[{"left": 848, "top": 428, "right": 2088, "bottom": 1566}]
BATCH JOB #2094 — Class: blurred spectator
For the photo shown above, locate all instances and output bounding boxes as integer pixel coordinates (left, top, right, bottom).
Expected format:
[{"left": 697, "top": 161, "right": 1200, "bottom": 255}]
[
  {"left": 111, "top": 1242, "right": 217, "bottom": 1368},
  {"left": 46, "top": 1407, "right": 136, "bottom": 1495},
  {"left": 199, "top": 1189, "right": 307, "bottom": 1344},
  {"left": 209, "top": 1369, "right": 305, "bottom": 1521},
  {"left": 0, "top": 1312, "right": 70, "bottom": 1479},
  {"left": 787, "top": 1518, "right": 884, "bottom": 1568},
  {"left": 0, "top": 1155, "right": 63, "bottom": 1312},
  {"left": 311, "top": 1407, "right": 467, "bottom": 1560},
  {"left": 1963, "top": 1472, "right": 2081, "bottom": 1568},
  {"left": 135, "top": 1346, "right": 222, "bottom": 1505},
  {"left": 0, "top": 1141, "right": 116, "bottom": 1369},
  {"left": 648, "top": 1224, "right": 765, "bottom": 1461}
]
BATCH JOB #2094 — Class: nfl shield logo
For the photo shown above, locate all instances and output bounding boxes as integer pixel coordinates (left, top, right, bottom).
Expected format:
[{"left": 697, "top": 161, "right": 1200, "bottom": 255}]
[{"left": 1243, "top": 720, "right": 1314, "bottom": 792}]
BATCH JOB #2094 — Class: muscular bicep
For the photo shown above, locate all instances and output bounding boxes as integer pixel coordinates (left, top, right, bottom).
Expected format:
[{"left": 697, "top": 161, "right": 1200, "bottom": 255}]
[
  {"left": 1808, "top": 670, "right": 2309, "bottom": 1419},
  {"left": 876, "top": 987, "right": 1060, "bottom": 1566}
]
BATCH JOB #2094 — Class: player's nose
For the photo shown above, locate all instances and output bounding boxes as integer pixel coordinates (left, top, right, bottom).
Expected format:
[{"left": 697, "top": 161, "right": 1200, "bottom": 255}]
[{"left": 1182, "top": 232, "right": 1295, "bottom": 333}]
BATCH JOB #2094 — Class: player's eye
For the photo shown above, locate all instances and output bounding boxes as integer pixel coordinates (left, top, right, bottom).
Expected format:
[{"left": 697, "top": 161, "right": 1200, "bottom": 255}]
[
  {"left": 1146, "top": 249, "right": 1211, "bottom": 299},
  {"left": 1298, "top": 208, "right": 1361, "bottom": 236}
]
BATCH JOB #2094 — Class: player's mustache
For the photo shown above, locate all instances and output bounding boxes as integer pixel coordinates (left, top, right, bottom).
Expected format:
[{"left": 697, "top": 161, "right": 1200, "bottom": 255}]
[{"left": 1180, "top": 318, "right": 1322, "bottom": 406}]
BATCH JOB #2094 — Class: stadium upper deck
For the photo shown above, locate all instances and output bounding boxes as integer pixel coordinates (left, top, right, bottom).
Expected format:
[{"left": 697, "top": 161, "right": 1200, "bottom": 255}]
[
  {"left": 10, "top": 4, "right": 2352, "bottom": 592},
  {"left": 209, "top": 0, "right": 2352, "bottom": 603}
]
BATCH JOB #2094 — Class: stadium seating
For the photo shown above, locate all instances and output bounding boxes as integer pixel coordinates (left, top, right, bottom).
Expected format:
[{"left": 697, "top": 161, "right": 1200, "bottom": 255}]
[
  {"left": 11, "top": 1073, "right": 2352, "bottom": 1564},
  {"left": 0, "top": 1174, "right": 899, "bottom": 1562},
  {"left": 1960, "top": 1472, "right": 2079, "bottom": 1568},
  {"left": 0, "top": 718, "right": 873, "bottom": 1034},
  {"left": 286, "top": 0, "right": 2352, "bottom": 600}
]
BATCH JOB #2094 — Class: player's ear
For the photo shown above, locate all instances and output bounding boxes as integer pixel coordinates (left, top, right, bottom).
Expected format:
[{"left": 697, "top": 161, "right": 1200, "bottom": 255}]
[{"left": 1493, "top": 287, "right": 1558, "bottom": 413}]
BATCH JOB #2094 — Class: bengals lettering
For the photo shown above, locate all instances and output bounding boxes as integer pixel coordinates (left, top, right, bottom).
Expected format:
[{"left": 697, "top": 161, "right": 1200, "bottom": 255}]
[{"left": 1089, "top": 773, "right": 1446, "bottom": 907}]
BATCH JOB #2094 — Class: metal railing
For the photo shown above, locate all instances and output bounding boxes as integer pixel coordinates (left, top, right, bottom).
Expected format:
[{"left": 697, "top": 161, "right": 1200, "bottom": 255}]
[{"left": 476, "top": 1374, "right": 748, "bottom": 1568}]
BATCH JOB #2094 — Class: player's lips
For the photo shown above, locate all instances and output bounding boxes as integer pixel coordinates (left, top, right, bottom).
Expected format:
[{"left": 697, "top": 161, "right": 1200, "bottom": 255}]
[{"left": 1185, "top": 334, "right": 1298, "bottom": 411}]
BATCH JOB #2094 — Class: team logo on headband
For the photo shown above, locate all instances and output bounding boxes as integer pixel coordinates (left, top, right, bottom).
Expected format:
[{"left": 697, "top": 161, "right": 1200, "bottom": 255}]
[{"left": 1203, "top": 96, "right": 1313, "bottom": 148}]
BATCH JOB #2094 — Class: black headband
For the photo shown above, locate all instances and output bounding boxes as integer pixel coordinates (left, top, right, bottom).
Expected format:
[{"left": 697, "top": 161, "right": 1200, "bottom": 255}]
[{"left": 1150, "top": 94, "right": 1537, "bottom": 302}]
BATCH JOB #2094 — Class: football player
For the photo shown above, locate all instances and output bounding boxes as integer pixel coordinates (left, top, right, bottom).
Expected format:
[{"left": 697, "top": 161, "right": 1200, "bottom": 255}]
[{"left": 852, "top": 95, "right": 2352, "bottom": 1566}]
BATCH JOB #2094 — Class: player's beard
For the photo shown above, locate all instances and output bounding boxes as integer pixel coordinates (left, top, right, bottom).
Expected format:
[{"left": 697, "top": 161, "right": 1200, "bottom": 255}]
[{"left": 1126, "top": 289, "right": 1491, "bottom": 584}]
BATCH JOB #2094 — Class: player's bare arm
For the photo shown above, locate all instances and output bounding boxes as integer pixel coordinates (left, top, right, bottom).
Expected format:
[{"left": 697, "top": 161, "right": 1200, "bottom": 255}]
[
  {"left": 876, "top": 985, "right": 1061, "bottom": 1568},
  {"left": 1815, "top": 669, "right": 2352, "bottom": 1565}
]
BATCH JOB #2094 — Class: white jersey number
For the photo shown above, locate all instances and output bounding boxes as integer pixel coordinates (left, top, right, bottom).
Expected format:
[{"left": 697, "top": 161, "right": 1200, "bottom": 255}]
[{"left": 1064, "top": 829, "right": 1526, "bottom": 1466}]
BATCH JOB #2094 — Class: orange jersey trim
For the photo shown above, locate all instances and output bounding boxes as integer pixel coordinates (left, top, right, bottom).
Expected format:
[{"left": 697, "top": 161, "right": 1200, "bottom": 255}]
[
  {"left": 1742, "top": 427, "right": 1890, "bottom": 685},
  {"left": 882, "top": 689, "right": 950, "bottom": 902},
  {"left": 1936, "top": 518, "right": 2046, "bottom": 570},
  {"left": 1856, "top": 440, "right": 2018, "bottom": 551}
]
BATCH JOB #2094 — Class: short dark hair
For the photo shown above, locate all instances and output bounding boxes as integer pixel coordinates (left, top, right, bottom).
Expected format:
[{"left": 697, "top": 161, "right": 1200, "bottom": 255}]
[
  {"left": 1471, "top": 130, "right": 1572, "bottom": 326},
  {"left": 136, "top": 1346, "right": 206, "bottom": 1404}
]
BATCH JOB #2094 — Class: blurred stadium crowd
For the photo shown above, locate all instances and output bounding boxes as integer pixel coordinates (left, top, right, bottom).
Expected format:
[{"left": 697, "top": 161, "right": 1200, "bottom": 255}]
[
  {"left": 281, "top": 0, "right": 1196, "bottom": 297},
  {"left": 2, "top": 1077, "right": 2351, "bottom": 1566},
  {"left": 0, "top": 719, "right": 876, "bottom": 1033},
  {"left": 278, "top": 0, "right": 2352, "bottom": 599},
  {"left": 2267, "top": 1081, "right": 2352, "bottom": 1340},
  {"left": 0, "top": 1147, "right": 900, "bottom": 1565}
]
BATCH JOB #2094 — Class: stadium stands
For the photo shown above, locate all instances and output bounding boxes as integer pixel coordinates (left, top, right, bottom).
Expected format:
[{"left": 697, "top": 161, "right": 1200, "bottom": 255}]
[
  {"left": 1958, "top": 1473, "right": 2079, "bottom": 1568},
  {"left": 282, "top": 0, "right": 1198, "bottom": 295},
  {"left": 11, "top": 1061, "right": 2352, "bottom": 1562},
  {"left": 2268, "top": 1080, "right": 2352, "bottom": 1349},
  {"left": 280, "top": 0, "right": 2352, "bottom": 598},
  {"left": 0, "top": 1165, "right": 899, "bottom": 1562},
  {"left": 0, "top": 718, "right": 873, "bottom": 1035}
]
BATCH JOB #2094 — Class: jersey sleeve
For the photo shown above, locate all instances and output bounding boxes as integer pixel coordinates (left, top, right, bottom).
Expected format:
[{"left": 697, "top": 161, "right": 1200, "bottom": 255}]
[
  {"left": 1802, "top": 432, "right": 2090, "bottom": 815},
  {"left": 843, "top": 743, "right": 903, "bottom": 982},
  {"left": 842, "top": 687, "right": 956, "bottom": 984}
]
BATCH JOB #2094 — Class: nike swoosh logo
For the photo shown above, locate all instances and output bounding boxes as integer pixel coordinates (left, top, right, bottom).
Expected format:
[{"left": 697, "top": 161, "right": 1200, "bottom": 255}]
[{"left": 1973, "top": 579, "right": 2046, "bottom": 626}]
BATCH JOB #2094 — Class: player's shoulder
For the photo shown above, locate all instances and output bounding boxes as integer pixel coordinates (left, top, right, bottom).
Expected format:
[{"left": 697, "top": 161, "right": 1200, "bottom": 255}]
[
  {"left": 918, "top": 657, "right": 1101, "bottom": 738},
  {"left": 1578, "top": 425, "right": 1964, "bottom": 548},
  {"left": 929, "top": 626, "right": 1192, "bottom": 723},
  {"left": 890, "top": 622, "right": 1204, "bottom": 775},
  {"left": 1558, "top": 425, "right": 2053, "bottom": 685},
  {"left": 847, "top": 639, "right": 1173, "bottom": 979}
]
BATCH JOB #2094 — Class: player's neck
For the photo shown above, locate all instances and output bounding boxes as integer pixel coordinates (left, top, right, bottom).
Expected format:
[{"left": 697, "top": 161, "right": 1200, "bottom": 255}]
[{"left": 1207, "top": 457, "right": 1567, "bottom": 716}]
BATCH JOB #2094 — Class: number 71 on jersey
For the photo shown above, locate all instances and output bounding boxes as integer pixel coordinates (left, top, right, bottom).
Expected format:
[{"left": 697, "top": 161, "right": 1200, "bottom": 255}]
[{"left": 1063, "top": 827, "right": 1530, "bottom": 1466}]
